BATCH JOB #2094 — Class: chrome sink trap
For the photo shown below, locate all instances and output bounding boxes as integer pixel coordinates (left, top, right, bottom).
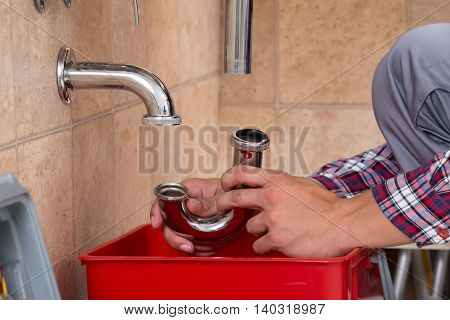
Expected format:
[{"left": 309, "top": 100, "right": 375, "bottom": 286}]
[{"left": 155, "top": 128, "right": 269, "bottom": 247}]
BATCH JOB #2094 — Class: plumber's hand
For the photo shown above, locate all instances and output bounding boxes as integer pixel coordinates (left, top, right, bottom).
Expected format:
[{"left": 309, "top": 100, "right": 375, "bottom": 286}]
[
  {"left": 150, "top": 178, "right": 224, "bottom": 256},
  {"left": 217, "top": 165, "right": 411, "bottom": 258}
]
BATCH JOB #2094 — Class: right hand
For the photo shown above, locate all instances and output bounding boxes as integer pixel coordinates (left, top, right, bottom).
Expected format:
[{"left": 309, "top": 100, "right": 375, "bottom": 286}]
[{"left": 150, "top": 178, "right": 224, "bottom": 256}]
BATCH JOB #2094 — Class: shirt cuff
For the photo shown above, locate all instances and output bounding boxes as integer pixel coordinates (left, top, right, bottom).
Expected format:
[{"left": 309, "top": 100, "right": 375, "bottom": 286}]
[
  {"left": 372, "top": 172, "right": 450, "bottom": 247},
  {"left": 308, "top": 175, "right": 350, "bottom": 198}
]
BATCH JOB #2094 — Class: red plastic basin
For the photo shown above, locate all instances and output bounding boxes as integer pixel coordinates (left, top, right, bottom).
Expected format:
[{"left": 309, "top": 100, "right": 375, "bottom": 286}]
[{"left": 80, "top": 224, "right": 384, "bottom": 300}]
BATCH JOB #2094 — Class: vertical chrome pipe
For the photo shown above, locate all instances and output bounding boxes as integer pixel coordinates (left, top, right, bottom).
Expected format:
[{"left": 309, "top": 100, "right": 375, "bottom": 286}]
[
  {"left": 431, "top": 251, "right": 449, "bottom": 299},
  {"left": 394, "top": 249, "right": 412, "bottom": 299},
  {"left": 230, "top": 128, "right": 269, "bottom": 189},
  {"left": 224, "top": 0, "right": 253, "bottom": 74},
  {"left": 231, "top": 128, "right": 269, "bottom": 168}
]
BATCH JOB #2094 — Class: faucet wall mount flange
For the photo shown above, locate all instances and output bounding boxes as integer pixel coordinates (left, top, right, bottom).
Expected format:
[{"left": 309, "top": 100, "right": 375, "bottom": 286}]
[
  {"left": 57, "top": 47, "right": 75, "bottom": 104},
  {"left": 34, "top": 0, "right": 46, "bottom": 13}
]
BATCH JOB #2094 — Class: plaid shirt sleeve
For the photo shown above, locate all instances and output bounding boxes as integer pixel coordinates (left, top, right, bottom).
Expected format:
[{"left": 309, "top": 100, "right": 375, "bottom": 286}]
[
  {"left": 309, "top": 144, "right": 450, "bottom": 246},
  {"left": 309, "top": 144, "right": 401, "bottom": 198},
  {"left": 372, "top": 151, "right": 450, "bottom": 246}
]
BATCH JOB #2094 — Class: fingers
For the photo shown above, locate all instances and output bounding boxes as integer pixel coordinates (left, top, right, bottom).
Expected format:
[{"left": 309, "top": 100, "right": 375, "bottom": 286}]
[
  {"left": 150, "top": 199, "right": 164, "bottom": 229},
  {"left": 185, "top": 196, "right": 219, "bottom": 217},
  {"left": 163, "top": 226, "right": 218, "bottom": 256},
  {"left": 151, "top": 198, "right": 194, "bottom": 254},
  {"left": 221, "top": 166, "right": 269, "bottom": 191},
  {"left": 162, "top": 226, "right": 194, "bottom": 254},
  {"left": 253, "top": 234, "right": 274, "bottom": 255},
  {"left": 182, "top": 178, "right": 222, "bottom": 198},
  {"left": 193, "top": 251, "right": 217, "bottom": 257},
  {"left": 246, "top": 212, "right": 268, "bottom": 236},
  {"left": 193, "top": 244, "right": 219, "bottom": 257},
  {"left": 181, "top": 178, "right": 223, "bottom": 217},
  {"left": 151, "top": 178, "right": 222, "bottom": 227},
  {"left": 217, "top": 188, "right": 263, "bottom": 212},
  {"left": 221, "top": 165, "right": 278, "bottom": 191}
]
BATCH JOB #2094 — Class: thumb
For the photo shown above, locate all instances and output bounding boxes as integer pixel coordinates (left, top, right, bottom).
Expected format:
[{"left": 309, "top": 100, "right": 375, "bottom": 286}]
[{"left": 185, "top": 197, "right": 218, "bottom": 217}]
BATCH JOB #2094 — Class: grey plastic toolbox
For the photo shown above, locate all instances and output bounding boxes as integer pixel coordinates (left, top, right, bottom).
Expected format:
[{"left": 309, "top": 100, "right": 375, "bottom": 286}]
[{"left": 0, "top": 173, "right": 60, "bottom": 299}]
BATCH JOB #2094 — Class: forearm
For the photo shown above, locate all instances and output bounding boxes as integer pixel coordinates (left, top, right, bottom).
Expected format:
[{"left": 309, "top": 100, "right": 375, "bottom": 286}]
[
  {"left": 310, "top": 144, "right": 401, "bottom": 198},
  {"left": 336, "top": 191, "right": 412, "bottom": 251},
  {"left": 319, "top": 149, "right": 450, "bottom": 249}
]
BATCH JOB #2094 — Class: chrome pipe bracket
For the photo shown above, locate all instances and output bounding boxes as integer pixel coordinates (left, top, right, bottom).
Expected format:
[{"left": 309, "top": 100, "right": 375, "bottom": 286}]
[
  {"left": 56, "top": 47, "right": 75, "bottom": 104},
  {"left": 133, "top": 0, "right": 140, "bottom": 26},
  {"left": 35, "top": 0, "right": 46, "bottom": 13}
]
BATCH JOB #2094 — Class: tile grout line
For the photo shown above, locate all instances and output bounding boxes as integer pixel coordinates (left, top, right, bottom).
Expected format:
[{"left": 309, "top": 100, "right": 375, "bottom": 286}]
[
  {"left": 273, "top": 0, "right": 281, "bottom": 124},
  {"left": 109, "top": 0, "right": 117, "bottom": 235},
  {"left": 405, "top": 0, "right": 411, "bottom": 28},
  {"left": 3, "top": 125, "right": 73, "bottom": 150},
  {"left": 70, "top": 100, "right": 75, "bottom": 288},
  {"left": 70, "top": 3, "right": 76, "bottom": 289},
  {"left": 220, "top": 101, "right": 277, "bottom": 108},
  {"left": 111, "top": 111, "right": 117, "bottom": 237},
  {"left": 218, "top": 0, "right": 225, "bottom": 108},
  {"left": 0, "top": 100, "right": 373, "bottom": 154},
  {"left": 8, "top": 3, "right": 19, "bottom": 174},
  {"left": 143, "top": 1, "right": 151, "bottom": 91},
  {"left": 170, "top": 70, "right": 221, "bottom": 92},
  {"left": 112, "top": 99, "right": 142, "bottom": 112},
  {"left": 73, "top": 199, "right": 153, "bottom": 255},
  {"left": 221, "top": 100, "right": 373, "bottom": 109},
  {"left": 0, "top": 142, "right": 16, "bottom": 153},
  {"left": 281, "top": 103, "right": 373, "bottom": 110},
  {"left": 0, "top": 71, "right": 223, "bottom": 153},
  {"left": 71, "top": 110, "right": 114, "bottom": 129}
]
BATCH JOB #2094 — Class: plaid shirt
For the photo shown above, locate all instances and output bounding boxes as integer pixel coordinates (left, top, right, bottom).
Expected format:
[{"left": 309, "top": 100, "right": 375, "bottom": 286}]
[{"left": 310, "top": 144, "right": 449, "bottom": 247}]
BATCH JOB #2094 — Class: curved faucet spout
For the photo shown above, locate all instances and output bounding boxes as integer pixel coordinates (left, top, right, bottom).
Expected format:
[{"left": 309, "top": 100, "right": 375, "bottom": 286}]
[{"left": 56, "top": 47, "right": 181, "bottom": 126}]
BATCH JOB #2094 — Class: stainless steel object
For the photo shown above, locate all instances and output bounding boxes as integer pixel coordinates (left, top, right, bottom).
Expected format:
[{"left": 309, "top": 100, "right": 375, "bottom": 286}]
[
  {"left": 430, "top": 250, "right": 448, "bottom": 299},
  {"left": 154, "top": 129, "right": 269, "bottom": 248},
  {"left": 155, "top": 183, "right": 234, "bottom": 234},
  {"left": 56, "top": 47, "right": 181, "bottom": 126},
  {"left": 229, "top": 128, "right": 269, "bottom": 215},
  {"left": 224, "top": 0, "right": 253, "bottom": 74},
  {"left": 35, "top": 0, "right": 45, "bottom": 13},
  {"left": 394, "top": 248, "right": 449, "bottom": 299},
  {"left": 35, "top": 0, "right": 70, "bottom": 13},
  {"left": 231, "top": 128, "right": 269, "bottom": 168},
  {"left": 394, "top": 249, "right": 412, "bottom": 299}
]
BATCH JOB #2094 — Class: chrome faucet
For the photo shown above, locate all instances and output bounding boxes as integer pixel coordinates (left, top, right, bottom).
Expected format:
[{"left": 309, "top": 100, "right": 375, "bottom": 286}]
[{"left": 56, "top": 47, "right": 181, "bottom": 125}]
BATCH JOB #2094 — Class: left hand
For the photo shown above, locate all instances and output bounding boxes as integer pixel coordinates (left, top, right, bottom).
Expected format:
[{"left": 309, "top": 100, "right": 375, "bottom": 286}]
[
  {"left": 217, "top": 165, "right": 411, "bottom": 258},
  {"left": 150, "top": 178, "right": 224, "bottom": 256}
]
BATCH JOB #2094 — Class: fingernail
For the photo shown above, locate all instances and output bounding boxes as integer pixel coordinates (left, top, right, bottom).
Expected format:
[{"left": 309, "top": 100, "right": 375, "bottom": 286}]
[
  {"left": 151, "top": 217, "right": 156, "bottom": 229},
  {"left": 179, "top": 244, "right": 193, "bottom": 254}
]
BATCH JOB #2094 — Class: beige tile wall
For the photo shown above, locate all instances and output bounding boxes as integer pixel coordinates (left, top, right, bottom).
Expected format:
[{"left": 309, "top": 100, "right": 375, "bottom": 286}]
[
  {"left": 0, "top": 0, "right": 223, "bottom": 299},
  {"left": 278, "top": 0, "right": 405, "bottom": 105},
  {"left": 409, "top": 0, "right": 450, "bottom": 25},
  {"left": 220, "top": 0, "right": 450, "bottom": 176}
]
